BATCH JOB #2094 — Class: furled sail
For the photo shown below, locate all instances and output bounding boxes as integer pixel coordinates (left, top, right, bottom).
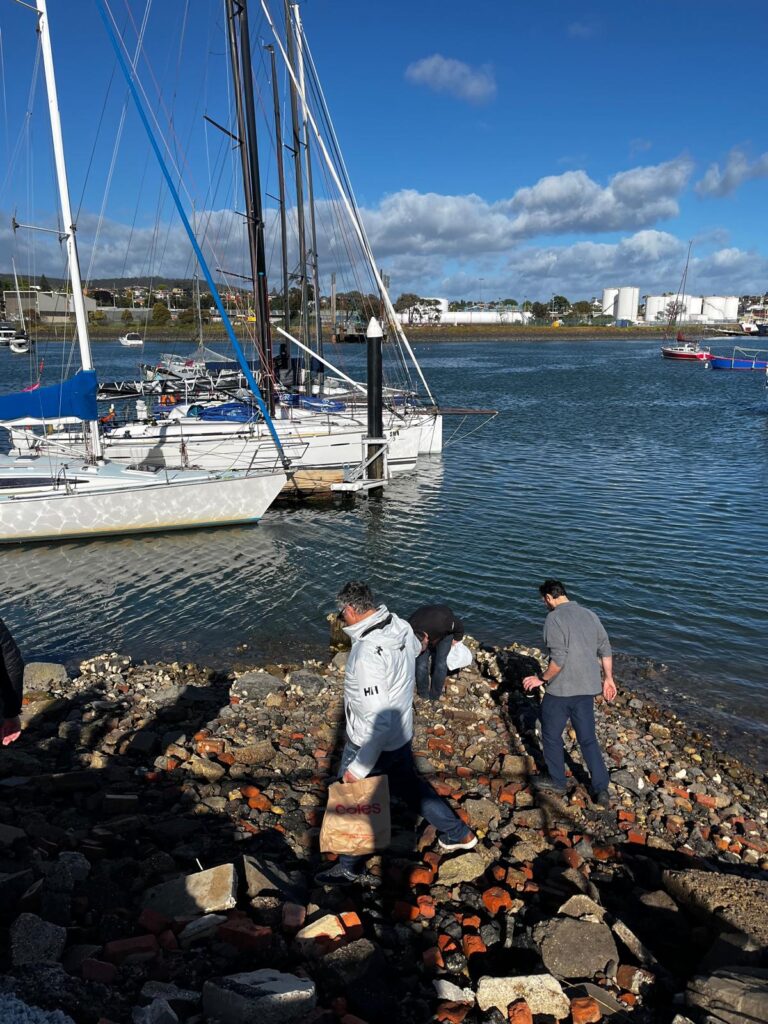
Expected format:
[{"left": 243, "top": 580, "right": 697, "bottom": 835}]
[{"left": 0, "top": 369, "right": 98, "bottom": 423}]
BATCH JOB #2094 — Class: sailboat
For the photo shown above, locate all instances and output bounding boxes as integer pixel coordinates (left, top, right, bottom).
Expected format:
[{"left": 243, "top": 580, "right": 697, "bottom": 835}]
[
  {"left": 8, "top": 260, "right": 31, "bottom": 355},
  {"left": 11, "top": 0, "right": 428, "bottom": 495},
  {"left": 0, "top": 0, "right": 286, "bottom": 543},
  {"left": 660, "top": 243, "right": 711, "bottom": 361}
]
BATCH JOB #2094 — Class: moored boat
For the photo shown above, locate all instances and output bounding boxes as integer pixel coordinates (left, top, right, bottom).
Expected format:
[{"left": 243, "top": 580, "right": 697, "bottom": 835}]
[
  {"left": 706, "top": 348, "right": 768, "bottom": 371},
  {"left": 661, "top": 339, "right": 711, "bottom": 361}
]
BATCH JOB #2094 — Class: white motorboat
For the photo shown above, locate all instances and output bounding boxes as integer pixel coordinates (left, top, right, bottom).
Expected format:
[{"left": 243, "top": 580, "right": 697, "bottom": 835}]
[{"left": 119, "top": 331, "right": 144, "bottom": 347}]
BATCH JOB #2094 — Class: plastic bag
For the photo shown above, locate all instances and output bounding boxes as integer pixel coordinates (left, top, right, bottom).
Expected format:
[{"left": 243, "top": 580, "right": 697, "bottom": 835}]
[
  {"left": 446, "top": 640, "right": 473, "bottom": 671},
  {"left": 319, "top": 775, "right": 391, "bottom": 855}
]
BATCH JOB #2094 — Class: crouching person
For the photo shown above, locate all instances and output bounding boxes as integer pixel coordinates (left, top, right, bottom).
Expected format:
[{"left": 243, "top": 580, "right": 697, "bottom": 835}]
[{"left": 315, "top": 581, "right": 476, "bottom": 886}]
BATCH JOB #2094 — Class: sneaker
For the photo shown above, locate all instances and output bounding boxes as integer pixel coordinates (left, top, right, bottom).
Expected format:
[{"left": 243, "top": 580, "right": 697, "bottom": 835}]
[
  {"left": 591, "top": 788, "right": 611, "bottom": 810},
  {"left": 314, "top": 862, "right": 359, "bottom": 886},
  {"left": 531, "top": 775, "right": 568, "bottom": 795},
  {"left": 438, "top": 831, "right": 478, "bottom": 852}
]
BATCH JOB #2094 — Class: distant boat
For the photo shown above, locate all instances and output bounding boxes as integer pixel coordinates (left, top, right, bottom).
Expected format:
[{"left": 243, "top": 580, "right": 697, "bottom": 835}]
[
  {"left": 9, "top": 333, "right": 30, "bottom": 355},
  {"left": 706, "top": 347, "right": 768, "bottom": 371},
  {"left": 119, "top": 331, "right": 143, "bottom": 347},
  {"left": 661, "top": 335, "right": 712, "bottom": 361}
]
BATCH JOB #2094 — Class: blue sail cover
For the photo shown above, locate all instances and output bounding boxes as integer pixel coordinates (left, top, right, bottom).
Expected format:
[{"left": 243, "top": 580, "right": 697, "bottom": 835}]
[{"left": 0, "top": 369, "right": 98, "bottom": 422}]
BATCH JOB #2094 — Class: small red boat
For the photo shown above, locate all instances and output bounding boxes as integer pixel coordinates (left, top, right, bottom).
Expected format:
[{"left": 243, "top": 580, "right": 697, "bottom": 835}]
[{"left": 660, "top": 333, "right": 711, "bottom": 361}]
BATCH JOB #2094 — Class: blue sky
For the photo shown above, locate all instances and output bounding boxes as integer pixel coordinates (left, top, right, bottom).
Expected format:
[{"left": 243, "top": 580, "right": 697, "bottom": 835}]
[{"left": 1, "top": 0, "right": 768, "bottom": 303}]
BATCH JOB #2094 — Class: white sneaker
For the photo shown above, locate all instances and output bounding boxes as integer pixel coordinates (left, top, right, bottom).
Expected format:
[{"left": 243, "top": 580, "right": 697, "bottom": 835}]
[{"left": 438, "top": 831, "right": 478, "bottom": 852}]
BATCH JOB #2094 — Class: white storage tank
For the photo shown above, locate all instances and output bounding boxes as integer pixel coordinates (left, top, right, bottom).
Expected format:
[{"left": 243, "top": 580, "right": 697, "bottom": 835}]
[
  {"left": 601, "top": 288, "right": 619, "bottom": 317},
  {"left": 615, "top": 286, "right": 639, "bottom": 322},
  {"left": 645, "top": 295, "right": 667, "bottom": 322},
  {"left": 724, "top": 296, "right": 739, "bottom": 321},
  {"left": 702, "top": 296, "right": 726, "bottom": 320},
  {"left": 687, "top": 296, "right": 703, "bottom": 317}
]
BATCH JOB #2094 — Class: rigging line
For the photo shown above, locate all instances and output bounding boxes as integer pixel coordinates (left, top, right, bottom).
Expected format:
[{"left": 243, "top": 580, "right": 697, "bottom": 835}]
[
  {"left": 96, "top": 0, "right": 286, "bottom": 463},
  {"left": 84, "top": 1, "right": 153, "bottom": 286}
]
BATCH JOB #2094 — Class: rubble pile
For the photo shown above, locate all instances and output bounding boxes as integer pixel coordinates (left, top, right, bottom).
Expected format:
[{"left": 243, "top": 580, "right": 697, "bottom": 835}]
[{"left": 0, "top": 643, "right": 766, "bottom": 1024}]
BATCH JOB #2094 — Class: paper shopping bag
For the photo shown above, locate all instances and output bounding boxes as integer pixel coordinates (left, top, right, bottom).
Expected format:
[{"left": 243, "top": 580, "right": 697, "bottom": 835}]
[{"left": 319, "top": 775, "right": 391, "bottom": 855}]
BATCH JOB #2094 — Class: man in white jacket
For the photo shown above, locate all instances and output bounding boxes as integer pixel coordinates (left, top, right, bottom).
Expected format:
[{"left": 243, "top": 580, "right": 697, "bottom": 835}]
[{"left": 316, "top": 581, "right": 477, "bottom": 886}]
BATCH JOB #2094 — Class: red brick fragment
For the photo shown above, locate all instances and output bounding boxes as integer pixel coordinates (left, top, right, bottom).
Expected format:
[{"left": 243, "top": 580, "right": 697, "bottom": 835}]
[
  {"left": 561, "top": 848, "right": 583, "bottom": 870},
  {"left": 461, "top": 914, "right": 482, "bottom": 930},
  {"left": 507, "top": 1000, "right": 533, "bottom": 1024},
  {"left": 482, "top": 886, "right": 513, "bottom": 915},
  {"left": 570, "top": 995, "right": 602, "bottom": 1023},
  {"left": 104, "top": 934, "right": 159, "bottom": 963},
  {"left": 408, "top": 865, "right": 434, "bottom": 887},
  {"left": 138, "top": 907, "right": 172, "bottom": 935},
  {"left": 422, "top": 946, "right": 445, "bottom": 969},
  {"left": 340, "top": 911, "right": 364, "bottom": 939},
  {"left": 218, "top": 919, "right": 272, "bottom": 951},
  {"left": 81, "top": 959, "right": 117, "bottom": 984},
  {"left": 157, "top": 929, "right": 178, "bottom": 951},
  {"left": 416, "top": 894, "right": 436, "bottom": 919},
  {"left": 695, "top": 793, "right": 717, "bottom": 809},
  {"left": 393, "top": 900, "right": 420, "bottom": 922},
  {"left": 626, "top": 829, "right": 647, "bottom": 845},
  {"left": 436, "top": 1001, "right": 470, "bottom": 1023},
  {"left": 462, "top": 934, "right": 486, "bottom": 958},
  {"left": 437, "top": 934, "right": 457, "bottom": 953},
  {"left": 248, "top": 793, "right": 272, "bottom": 811},
  {"left": 618, "top": 809, "right": 636, "bottom": 823}
]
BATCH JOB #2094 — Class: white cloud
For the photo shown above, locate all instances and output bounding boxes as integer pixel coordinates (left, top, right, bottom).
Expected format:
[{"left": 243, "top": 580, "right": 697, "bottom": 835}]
[
  {"left": 500, "top": 158, "right": 693, "bottom": 237},
  {"left": 696, "top": 147, "right": 768, "bottom": 197},
  {"left": 404, "top": 54, "right": 496, "bottom": 104}
]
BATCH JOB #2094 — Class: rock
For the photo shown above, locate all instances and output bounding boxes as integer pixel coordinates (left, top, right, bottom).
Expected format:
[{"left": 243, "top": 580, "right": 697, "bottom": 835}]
[
  {"left": 242, "top": 855, "right": 306, "bottom": 903},
  {"left": 231, "top": 671, "right": 285, "bottom": 701},
  {"left": 142, "top": 863, "right": 237, "bottom": 917},
  {"left": 557, "top": 895, "right": 605, "bottom": 921},
  {"left": 438, "top": 847, "right": 495, "bottom": 885},
  {"left": 433, "top": 980, "right": 475, "bottom": 1004},
  {"left": 288, "top": 669, "right": 328, "bottom": 693},
  {"left": 611, "top": 768, "right": 648, "bottom": 796},
  {"left": 686, "top": 967, "right": 768, "bottom": 1024},
  {"left": 0, "top": 823, "right": 27, "bottom": 846},
  {"left": 0, "top": 994, "right": 75, "bottom": 1024},
  {"left": 462, "top": 797, "right": 500, "bottom": 830},
  {"left": 10, "top": 913, "right": 67, "bottom": 965},
  {"left": 178, "top": 913, "right": 227, "bottom": 946},
  {"left": 186, "top": 755, "right": 226, "bottom": 782},
  {"left": 536, "top": 918, "right": 618, "bottom": 979},
  {"left": 500, "top": 754, "right": 534, "bottom": 778},
  {"left": 611, "top": 919, "right": 661, "bottom": 968},
  {"left": 295, "top": 914, "right": 345, "bottom": 952},
  {"left": 316, "top": 938, "right": 385, "bottom": 988},
  {"left": 664, "top": 869, "right": 768, "bottom": 948},
  {"left": 139, "top": 982, "right": 201, "bottom": 1008},
  {"left": 476, "top": 975, "right": 570, "bottom": 1019},
  {"left": 23, "top": 663, "right": 69, "bottom": 689},
  {"left": 232, "top": 741, "right": 276, "bottom": 766},
  {"left": 132, "top": 999, "right": 178, "bottom": 1024},
  {"left": 202, "top": 969, "right": 316, "bottom": 1024}
]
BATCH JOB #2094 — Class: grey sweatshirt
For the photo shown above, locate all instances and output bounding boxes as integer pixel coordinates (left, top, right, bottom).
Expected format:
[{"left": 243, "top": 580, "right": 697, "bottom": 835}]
[{"left": 542, "top": 601, "right": 611, "bottom": 697}]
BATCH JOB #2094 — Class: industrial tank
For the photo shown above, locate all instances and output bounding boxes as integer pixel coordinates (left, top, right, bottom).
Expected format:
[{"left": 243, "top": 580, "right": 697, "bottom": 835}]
[
  {"left": 601, "top": 288, "right": 619, "bottom": 317},
  {"left": 615, "top": 286, "right": 639, "bottom": 322}
]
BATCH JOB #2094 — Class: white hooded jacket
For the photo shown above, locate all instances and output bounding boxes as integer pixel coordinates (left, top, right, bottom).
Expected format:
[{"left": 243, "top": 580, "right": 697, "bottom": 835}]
[{"left": 342, "top": 604, "right": 422, "bottom": 779}]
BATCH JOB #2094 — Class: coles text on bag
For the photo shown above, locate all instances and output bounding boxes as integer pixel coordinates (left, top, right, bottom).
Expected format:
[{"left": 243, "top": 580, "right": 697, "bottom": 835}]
[{"left": 319, "top": 775, "right": 391, "bottom": 855}]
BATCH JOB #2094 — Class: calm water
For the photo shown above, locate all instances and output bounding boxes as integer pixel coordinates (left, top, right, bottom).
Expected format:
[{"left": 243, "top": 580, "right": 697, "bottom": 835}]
[{"left": 1, "top": 338, "right": 767, "bottom": 753}]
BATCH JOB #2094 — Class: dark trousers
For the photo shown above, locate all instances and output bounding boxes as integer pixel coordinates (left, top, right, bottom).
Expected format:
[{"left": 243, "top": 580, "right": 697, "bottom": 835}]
[
  {"left": 415, "top": 634, "right": 453, "bottom": 700},
  {"left": 338, "top": 739, "right": 467, "bottom": 873},
  {"left": 540, "top": 692, "right": 609, "bottom": 793}
]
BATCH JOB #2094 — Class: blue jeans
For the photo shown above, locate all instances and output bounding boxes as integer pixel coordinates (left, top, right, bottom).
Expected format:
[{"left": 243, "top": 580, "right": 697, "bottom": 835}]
[
  {"left": 540, "top": 693, "right": 609, "bottom": 793},
  {"left": 415, "top": 634, "right": 453, "bottom": 700},
  {"left": 337, "top": 739, "right": 467, "bottom": 873}
]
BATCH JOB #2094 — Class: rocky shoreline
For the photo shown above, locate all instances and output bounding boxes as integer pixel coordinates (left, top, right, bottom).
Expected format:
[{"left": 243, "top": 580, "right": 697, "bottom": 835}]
[{"left": 0, "top": 639, "right": 766, "bottom": 1024}]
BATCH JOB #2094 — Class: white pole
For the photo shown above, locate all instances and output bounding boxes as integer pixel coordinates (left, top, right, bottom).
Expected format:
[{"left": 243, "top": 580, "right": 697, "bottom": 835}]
[
  {"left": 260, "top": 0, "right": 435, "bottom": 405},
  {"left": 36, "top": 0, "right": 102, "bottom": 459},
  {"left": 275, "top": 326, "right": 366, "bottom": 394}
]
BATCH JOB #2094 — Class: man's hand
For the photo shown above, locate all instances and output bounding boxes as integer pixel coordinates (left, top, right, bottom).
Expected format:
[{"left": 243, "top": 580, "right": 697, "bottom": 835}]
[
  {"left": 419, "top": 633, "right": 429, "bottom": 653},
  {"left": 602, "top": 677, "right": 617, "bottom": 702},
  {"left": 342, "top": 769, "right": 360, "bottom": 783},
  {"left": 522, "top": 675, "right": 544, "bottom": 692},
  {"left": 1, "top": 716, "right": 21, "bottom": 746}
]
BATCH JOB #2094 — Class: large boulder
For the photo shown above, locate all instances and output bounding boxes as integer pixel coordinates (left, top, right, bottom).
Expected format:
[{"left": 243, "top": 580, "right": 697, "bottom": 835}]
[
  {"left": 23, "top": 664, "right": 69, "bottom": 690},
  {"left": 664, "top": 870, "right": 768, "bottom": 949}
]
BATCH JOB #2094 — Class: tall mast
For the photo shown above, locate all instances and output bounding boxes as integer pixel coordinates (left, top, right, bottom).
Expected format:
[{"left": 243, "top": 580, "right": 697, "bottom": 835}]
[
  {"left": 266, "top": 44, "right": 290, "bottom": 339},
  {"left": 225, "top": 0, "right": 274, "bottom": 414},
  {"left": 12, "top": 259, "right": 26, "bottom": 335},
  {"left": 292, "top": 4, "right": 323, "bottom": 369},
  {"left": 284, "top": 0, "right": 311, "bottom": 394},
  {"left": 36, "top": 0, "right": 102, "bottom": 460}
]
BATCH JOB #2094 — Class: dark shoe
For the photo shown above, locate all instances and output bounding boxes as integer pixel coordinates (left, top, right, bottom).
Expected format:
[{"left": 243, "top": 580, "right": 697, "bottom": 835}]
[
  {"left": 591, "top": 788, "right": 611, "bottom": 810},
  {"left": 314, "top": 862, "right": 359, "bottom": 886},
  {"left": 531, "top": 775, "right": 567, "bottom": 795},
  {"left": 438, "top": 830, "right": 478, "bottom": 852}
]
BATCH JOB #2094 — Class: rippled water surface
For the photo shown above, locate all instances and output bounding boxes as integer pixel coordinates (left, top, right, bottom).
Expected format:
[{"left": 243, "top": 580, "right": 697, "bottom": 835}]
[{"left": 2, "top": 338, "right": 766, "bottom": 747}]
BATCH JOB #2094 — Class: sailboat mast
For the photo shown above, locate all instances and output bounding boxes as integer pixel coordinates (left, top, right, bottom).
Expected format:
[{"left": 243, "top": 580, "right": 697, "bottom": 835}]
[
  {"left": 36, "top": 0, "right": 102, "bottom": 460},
  {"left": 292, "top": 4, "right": 323, "bottom": 370},
  {"left": 284, "top": 0, "right": 311, "bottom": 394},
  {"left": 11, "top": 259, "right": 26, "bottom": 335},
  {"left": 266, "top": 44, "right": 291, "bottom": 340},
  {"left": 225, "top": 0, "right": 274, "bottom": 415}
]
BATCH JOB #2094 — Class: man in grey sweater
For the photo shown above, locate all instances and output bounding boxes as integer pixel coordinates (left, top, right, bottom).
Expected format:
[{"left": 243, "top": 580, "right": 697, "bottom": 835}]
[{"left": 522, "top": 579, "right": 616, "bottom": 808}]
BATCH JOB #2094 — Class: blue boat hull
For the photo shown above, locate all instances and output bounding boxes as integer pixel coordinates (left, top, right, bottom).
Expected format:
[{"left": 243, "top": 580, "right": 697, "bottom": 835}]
[{"left": 708, "top": 355, "right": 768, "bottom": 370}]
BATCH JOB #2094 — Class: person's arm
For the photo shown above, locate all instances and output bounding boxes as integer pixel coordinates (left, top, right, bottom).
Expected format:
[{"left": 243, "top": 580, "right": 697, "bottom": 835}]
[
  {"left": 523, "top": 659, "right": 562, "bottom": 691},
  {"left": 343, "top": 648, "right": 392, "bottom": 780},
  {"left": 600, "top": 654, "right": 617, "bottom": 701},
  {"left": 595, "top": 619, "right": 616, "bottom": 701},
  {"left": 523, "top": 615, "right": 565, "bottom": 691}
]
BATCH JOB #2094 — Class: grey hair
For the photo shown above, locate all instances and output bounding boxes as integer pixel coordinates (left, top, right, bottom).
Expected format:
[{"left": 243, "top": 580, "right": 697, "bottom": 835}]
[{"left": 336, "top": 580, "right": 376, "bottom": 614}]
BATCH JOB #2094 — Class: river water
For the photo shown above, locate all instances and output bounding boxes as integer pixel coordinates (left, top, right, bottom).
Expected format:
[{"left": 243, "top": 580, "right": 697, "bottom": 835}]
[{"left": 1, "top": 337, "right": 766, "bottom": 756}]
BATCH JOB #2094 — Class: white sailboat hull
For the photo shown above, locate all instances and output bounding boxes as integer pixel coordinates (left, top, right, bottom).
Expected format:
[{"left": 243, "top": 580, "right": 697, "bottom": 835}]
[{"left": 0, "top": 456, "right": 286, "bottom": 543}]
